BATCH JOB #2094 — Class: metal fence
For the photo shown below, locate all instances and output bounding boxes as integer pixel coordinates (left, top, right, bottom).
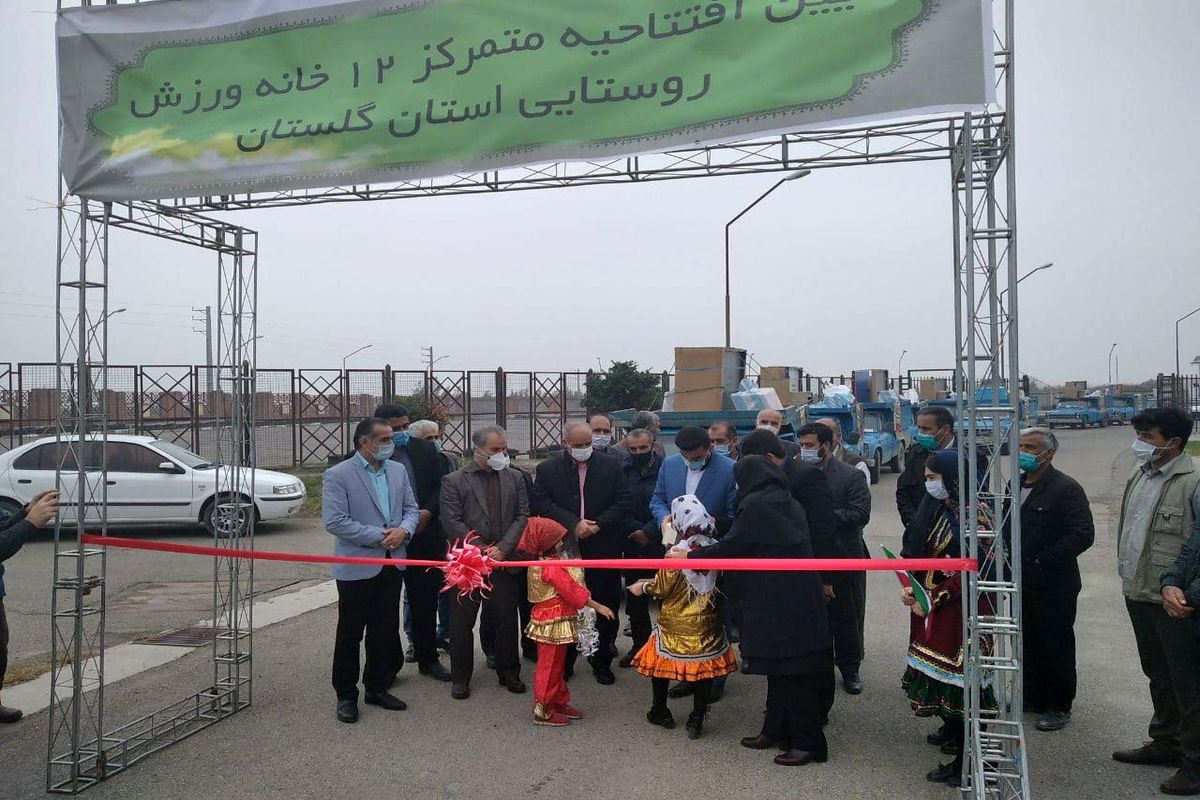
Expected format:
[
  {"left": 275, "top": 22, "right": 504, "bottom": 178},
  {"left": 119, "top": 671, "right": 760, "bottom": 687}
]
[
  {"left": 0, "top": 362, "right": 673, "bottom": 469},
  {"left": 1158, "top": 372, "right": 1200, "bottom": 421}
]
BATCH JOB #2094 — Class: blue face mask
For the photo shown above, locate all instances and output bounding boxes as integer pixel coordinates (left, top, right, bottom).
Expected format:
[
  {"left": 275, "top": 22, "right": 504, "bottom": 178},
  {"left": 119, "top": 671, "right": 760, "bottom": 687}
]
[
  {"left": 713, "top": 445, "right": 731, "bottom": 457},
  {"left": 914, "top": 432, "right": 940, "bottom": 450},
  {"left": 684, "top": 456, "right": 709, "bottom": 472},
  {"left": 799, "top": 448, "right": 822, "bottom": 464},
  {"left": 1018, "top": 452, "right": 1041, "bottom": 473},
  {"left": 372, "top": 441, "right": 395, "bottom": 462},
  {"left": 392, "top": 431, "right": 411, "bottom": 448},
  {"left": 431, "top": 439, "right": 443, "bottom": 452}
]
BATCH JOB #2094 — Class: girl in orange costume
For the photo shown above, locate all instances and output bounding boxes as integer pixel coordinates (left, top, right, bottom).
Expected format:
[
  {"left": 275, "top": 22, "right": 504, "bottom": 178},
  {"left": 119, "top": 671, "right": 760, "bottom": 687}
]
[{"left": 520, "top": 517, "right": 614, "bottom": 726}]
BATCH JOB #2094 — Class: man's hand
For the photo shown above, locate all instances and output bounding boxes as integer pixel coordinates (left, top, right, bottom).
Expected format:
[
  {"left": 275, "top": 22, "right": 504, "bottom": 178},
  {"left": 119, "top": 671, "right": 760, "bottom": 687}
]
[
  {"left": 629, "top": 530, "right": 651, "bottom": 548},
  {"left": 660, "top": 515, "right": 673, "bottom": 532},
  {"left": 627, "top": 581, "right": 646, "bottom": 597},
  {"left": 1162, "top": 586, "right": 1194, "bottom": 619},
  {"left": 900, "top": 586, "right": 917, "bottom": 607},
  {"left": 26, "top": 491, "right": 60, "bottom": 529},
  {"left": 664, "top": 548, "right": 687, "bottom": 560},
  {"left": 416, "top": 509, "right": 432, "bottom": 534},
  {"left": 575, "top": 520, "right": 600, "bottom": 539},
  {"left": 381, "top": 528, "right": 409, "bottom": 550},
  {"left": 485, "top": 545, "right": 506, "bottom": 562},
  {"left": 823, "top": 584, "right": 835, "bottom": 602}
]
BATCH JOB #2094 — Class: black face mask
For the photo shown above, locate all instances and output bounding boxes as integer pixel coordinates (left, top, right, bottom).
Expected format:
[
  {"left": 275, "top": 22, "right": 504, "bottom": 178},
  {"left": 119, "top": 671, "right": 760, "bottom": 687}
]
[{"left": 631, "top": 452, "right": 653, "bottom": 468}]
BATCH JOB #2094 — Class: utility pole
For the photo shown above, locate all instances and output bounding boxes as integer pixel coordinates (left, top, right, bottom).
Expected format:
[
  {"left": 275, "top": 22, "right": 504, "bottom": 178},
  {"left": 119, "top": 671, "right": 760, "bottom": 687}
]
[
  {"left": 192, "top": 305, "right": 213, "bottom": 406},
  {"left": 421, "top": 345, "right": 448, "bottom": 374}
]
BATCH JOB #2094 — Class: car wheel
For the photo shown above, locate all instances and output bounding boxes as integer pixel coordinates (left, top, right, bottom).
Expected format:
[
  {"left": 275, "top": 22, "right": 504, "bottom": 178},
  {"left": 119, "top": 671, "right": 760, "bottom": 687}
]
[
  {"left": 0, "top": 497, "right": 23, "bottom": 521},
  {"left": 202, "top": 495, "right": 254, "bottom": 539},
  {"left": 869, "top": 451, "right": 881, "bottom": 485},
  {"left": 888, "top": 446, "right": 905, "bottom": 474}
]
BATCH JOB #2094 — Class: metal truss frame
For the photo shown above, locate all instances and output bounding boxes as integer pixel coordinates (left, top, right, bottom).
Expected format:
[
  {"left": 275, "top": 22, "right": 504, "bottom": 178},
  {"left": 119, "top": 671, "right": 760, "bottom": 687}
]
[{"left": 52, "top": 1, "right": 1024, "bottom": 798}]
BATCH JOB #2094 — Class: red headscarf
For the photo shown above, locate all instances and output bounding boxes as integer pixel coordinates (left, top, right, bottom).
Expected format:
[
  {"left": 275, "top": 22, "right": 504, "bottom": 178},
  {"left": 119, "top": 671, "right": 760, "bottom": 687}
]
[{"left": 518, "top": 516, "right": 568, "bottom": 555}]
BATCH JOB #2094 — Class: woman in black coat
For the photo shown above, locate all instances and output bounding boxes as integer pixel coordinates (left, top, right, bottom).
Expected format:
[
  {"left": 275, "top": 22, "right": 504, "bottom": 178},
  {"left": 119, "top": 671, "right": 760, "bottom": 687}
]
[{"left": 668, "top": 455, "right": 834, "bottom": 766}]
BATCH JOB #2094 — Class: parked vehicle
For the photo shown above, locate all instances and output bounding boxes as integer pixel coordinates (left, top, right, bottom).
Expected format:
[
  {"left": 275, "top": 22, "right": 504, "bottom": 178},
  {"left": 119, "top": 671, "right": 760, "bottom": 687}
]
[
  {"left": 0, "top": 435, "right": 305, "bottom": 536},
  {"left": 925, "top": 387, "right": 1038, "bottom": 451},
  {"left": 805, "top": 398, "right": 911, "bottom": 484},
  {"left": 610, "top": 407, "right": 806, "bottom": 456},
  {"left": 1106, "top": 394, "right": 1140, "bottom": 426},
  {"left": 1045, "top": 396, "right": 1106, "bottom": 429}
]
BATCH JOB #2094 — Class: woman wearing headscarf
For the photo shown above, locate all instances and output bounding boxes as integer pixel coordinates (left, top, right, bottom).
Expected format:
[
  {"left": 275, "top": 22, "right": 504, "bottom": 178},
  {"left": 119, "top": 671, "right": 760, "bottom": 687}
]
[
  {"left": 667, "top": 455, "right": 834, "bottom": 767},
  {"left": 900, "top": 448, "right": 996, "bottom": 788}
]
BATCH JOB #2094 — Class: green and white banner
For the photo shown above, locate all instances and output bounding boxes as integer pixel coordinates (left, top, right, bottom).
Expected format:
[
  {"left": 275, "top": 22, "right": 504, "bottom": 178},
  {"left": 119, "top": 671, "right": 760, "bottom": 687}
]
[{"left": 57, "top": 0, "right": 993, "bottom": 201}]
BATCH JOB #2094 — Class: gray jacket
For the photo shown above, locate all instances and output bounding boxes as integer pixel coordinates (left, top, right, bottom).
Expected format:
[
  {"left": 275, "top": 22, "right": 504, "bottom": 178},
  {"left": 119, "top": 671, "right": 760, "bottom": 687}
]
[
  {"left": 322, "top": 455, "right": 420, "bottom": 582},
  {"left": 440, "top": 460, "right": 529, "bottom": 557},
  {"left": 820, "top": 455, "right": 872, "bottom": 558}
]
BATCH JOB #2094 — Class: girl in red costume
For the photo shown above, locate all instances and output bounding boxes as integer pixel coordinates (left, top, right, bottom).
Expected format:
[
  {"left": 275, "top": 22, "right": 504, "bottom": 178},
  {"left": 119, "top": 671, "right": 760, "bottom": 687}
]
[{"left": 519, "top": 517, "right": 614, "bottom": 727}]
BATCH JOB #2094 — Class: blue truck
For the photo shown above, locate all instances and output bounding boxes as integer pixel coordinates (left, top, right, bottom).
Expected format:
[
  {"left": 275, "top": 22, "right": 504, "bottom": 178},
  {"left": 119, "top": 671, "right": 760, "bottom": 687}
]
[
  {"left": 1046, "top": 395, "right": 1107, "bottom": 429},
  {"left": 1105, "top": 394, "right": 1140, "bottom": 425},
  {"left": 609, "top": 407, "right": 806, "bottom": 456},
  {"left": 807, "top": 398, "right": 913, "bottom": 485},
  {"left": 926, "top": 387, "right": 1039, "bottom": 450}
]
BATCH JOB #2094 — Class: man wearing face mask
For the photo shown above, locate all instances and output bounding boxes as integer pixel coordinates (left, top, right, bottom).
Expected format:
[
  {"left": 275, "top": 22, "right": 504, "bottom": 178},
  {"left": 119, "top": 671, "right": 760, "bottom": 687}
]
[
  {"left": 815, "top": 417, "right": 872, "bottom": 484},
  {"left": 796, "top": 423, "right": 871, "bottom": 696},
  {"left": 1007, "top": 427, "right": 1094, "bottom": 734},
  {"left": 440, "top": 425, "right": 530, "bottom": 700},
  {"left": 535, "top": 422, "right": 631, "bottom": 684},
  {"left": 374, "top": 404, "right": 452, "bottom": 683},
  {"left": 589, "top": 414, "right": 616, "bottom": 454},
  {"left": 616, "top": 428, "right": 665, "bottom": 668},
  {"left": 1112, "top": 408, "right": 1200, "bottom": 797},
  {"left": 613, "top": 411, "right": 667, "bottom": 460},
  {"left": 756, "top": 409, "right": 801, "bottom": 461},
  {"left": 708, "top": 421, "right": 740, "bottom": 461},
  {"left": 896, "top": 407, "right": 988, "bottom": 528},
  {"left": 651, "top": 426, "right": 739, "bottom": 700}
]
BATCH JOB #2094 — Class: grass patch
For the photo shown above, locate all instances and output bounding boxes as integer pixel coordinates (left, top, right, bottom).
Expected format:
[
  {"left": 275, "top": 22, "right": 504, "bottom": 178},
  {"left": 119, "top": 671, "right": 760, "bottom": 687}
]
[
  {"left": 280, "top": 467, "right": 325, "bottom": 518},
  {"left": 6, "top": 648, "right": 100, "bottom": 687},
  {"left": 1187, "top": 441, "right": 1200, "bottom": 458}
]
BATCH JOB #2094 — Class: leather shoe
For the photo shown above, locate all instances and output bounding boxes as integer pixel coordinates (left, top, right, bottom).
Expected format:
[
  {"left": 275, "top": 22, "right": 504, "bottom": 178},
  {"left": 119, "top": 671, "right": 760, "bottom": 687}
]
[
  {"left": 1035, "top": 711, "right": 1071, "bottom": 732},
  {"left": 404, "top": 645, "right": 417, "bottom": 663},
  {"left": 364, "top": 691, "right": 407, "bottom": 711},
  {"left": 336, "top": 699, "right": 358, "bottom": 723},
  {"left": 419, "top": 661, "right": 452, "bottom": 682},
  {"left": 485, "top": 653, "right": 497, "bottom": 670},
  {"left": 926, "top": 761, "right": 962, "bottom": 785},
  {"left": 927, "top": 724, "right": 951, "bottom": 746},
  {"left": 0, "top": 705, "right": 23, "bottom": 724},
  {"left": 646, "top": 706, "right": 675, "bottom": 729},
  {"left": 499, "top": 674, "right": 527, "bottom": 694},
  {"left": 774, "top": 749, "right": 826, "bottom": 766},
  {"left": 841, "top": 669, "right": 863, "bottom": 695},
  {"left": 450, "top": 683, "right": 470, "bottom": 700},
  {"left": 667, "top": 681, "right": 694, "bottom": 698},
  {"left": 594, "top": 667, "right": 616, "bottom": 686},
  {"left": 1113, "top": 741, "right": 1183, "bottom": 767},
  {"left": 741, "top": 734, "right": 777, "bottom": 750},
  {"left": 1161, "top": 768, "right": 1200, "bottom": 796}
]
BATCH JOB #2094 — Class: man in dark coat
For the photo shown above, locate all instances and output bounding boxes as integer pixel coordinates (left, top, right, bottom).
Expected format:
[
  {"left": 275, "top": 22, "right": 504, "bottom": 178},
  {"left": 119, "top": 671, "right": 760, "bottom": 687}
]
[
  {"left": 897, "top": 406, "right": 989, "bottom": 527},
  {"left": 534, "top": 422, "right": 631, "bottom": 684},
  {"left": 739, "top": 429, "right": 837, "bottom": 563},
  {"left": 616, "top": 428, "right": 664, "bottom": 668},
  {"left": 375, "top": 404, "right": 451, "bottom": 683},
  {"left": 1012, "top": 426, "right": 1095, "bottom": 732},
  {"left": 797, "top": 422, "right": 872, "bottom": 696},
  {"left": 674, "top": 456, "right": 834, "bottom": 766}
]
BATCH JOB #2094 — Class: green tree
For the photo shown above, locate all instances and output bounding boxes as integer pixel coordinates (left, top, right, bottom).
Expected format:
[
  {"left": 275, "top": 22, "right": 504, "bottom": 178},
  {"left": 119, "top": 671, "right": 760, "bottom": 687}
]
[
  {"left": 391, "top": 393, "right": 451, "bottom": 431},
  {"left": 583, "top": 361, "right": 663, "bottom": 416}
]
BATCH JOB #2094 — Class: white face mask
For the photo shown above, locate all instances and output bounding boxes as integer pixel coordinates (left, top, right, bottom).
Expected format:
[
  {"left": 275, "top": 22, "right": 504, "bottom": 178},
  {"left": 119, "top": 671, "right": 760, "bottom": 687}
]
[
  {"left": 591, "top": 434, "right": 612, "bottom": 449},
  {"left": 484, "top": 451, "right": 510, "bottom": 471},
  {"left": 925, "top": 479, "right": 950, "bottom": 500},
  {"left": 756, "top": 422, "right": 781, "bottom": 433},
  {"left": 1132, "top": 438, "right": 1168, "bottom": 462},
  {"left": 568, "top": 445, "right": 593, "bottom": 462}
]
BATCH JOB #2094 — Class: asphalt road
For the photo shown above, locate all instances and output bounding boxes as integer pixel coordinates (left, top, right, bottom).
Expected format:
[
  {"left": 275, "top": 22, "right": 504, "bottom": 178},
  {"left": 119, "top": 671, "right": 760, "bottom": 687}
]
[{"left": 0, "top": 426, "right": 1176, "bottom": 799}]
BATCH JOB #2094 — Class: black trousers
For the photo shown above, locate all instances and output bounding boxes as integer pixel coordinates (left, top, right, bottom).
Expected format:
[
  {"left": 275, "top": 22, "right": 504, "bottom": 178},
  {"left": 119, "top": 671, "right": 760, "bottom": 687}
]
[
  {"left": 565, "top": 568, "right": 623, "bottom": 672},
  {"left": 827, "top": 572, "right": 865, "bottom": 671},
  {"left": 332, "top": 566, "right": 402, "bottom": 701},
  {"left": 481, "top": 569, "right": 534, "bottom": 658},
  {"left": 451, "top": 568, "right": 522, "bottom": 685},
  {"left": 1022, "top": 585, "right": 1080, "bottom": 713},
  {"left": 391, "top": 566, "right": 443, "bottom": 673},
  {"left": 0, "top": 598, "right": 9, "bottom": 693},
  {"left": 761, "top": 671, "right": 835, "bottom": 757},
  {"left": 1126, "top": 599, "right": 1200, "bottom": 770},
  {"left": 623, "top": 570, "right": 655, "bottom": 654}
]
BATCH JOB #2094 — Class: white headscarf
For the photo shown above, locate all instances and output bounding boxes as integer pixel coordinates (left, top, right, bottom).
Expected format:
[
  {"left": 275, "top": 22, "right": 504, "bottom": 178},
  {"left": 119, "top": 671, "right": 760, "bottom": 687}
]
[
  {"left": 668, "top": 495, "right": 719, "bottom": 598},
  {"left": 670, "top": 494, "right": 716, "bottom": 536}
]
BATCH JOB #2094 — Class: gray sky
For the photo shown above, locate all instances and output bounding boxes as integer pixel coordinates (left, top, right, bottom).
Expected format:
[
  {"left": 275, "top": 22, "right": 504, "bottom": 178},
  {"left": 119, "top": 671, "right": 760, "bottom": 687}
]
[{"left": 2, "top": 1, "right": 1198, "bottom": 385}]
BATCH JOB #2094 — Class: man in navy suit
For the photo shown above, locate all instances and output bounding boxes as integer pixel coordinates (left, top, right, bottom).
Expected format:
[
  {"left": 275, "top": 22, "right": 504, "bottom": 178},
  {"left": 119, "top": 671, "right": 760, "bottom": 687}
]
[
  {"left": 323, "top": 417, "right": 420, "bottom": 723},
  {"left": 650, "top": 425, "right": 738, "bottom": 700}
]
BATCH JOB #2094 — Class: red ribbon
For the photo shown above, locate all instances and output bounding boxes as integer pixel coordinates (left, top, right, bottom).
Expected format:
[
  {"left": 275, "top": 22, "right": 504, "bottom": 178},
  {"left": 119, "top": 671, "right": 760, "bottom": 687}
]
[{"left": 79, "top": 534, "right": 977, "bottom": 574}]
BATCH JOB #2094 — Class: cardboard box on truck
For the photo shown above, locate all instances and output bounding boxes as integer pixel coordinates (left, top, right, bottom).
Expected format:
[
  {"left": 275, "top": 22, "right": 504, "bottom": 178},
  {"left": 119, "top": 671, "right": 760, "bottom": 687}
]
[
  {"left": 917, "top": 379, "right": 949, "bottom": 401},
  {"left": 671, "top": 387, "right": 728, "bottom": 412},
  {"left": 759, "top": 366, "right": 804, "bottom": 406},
  {"left": 672, "top": 347, "right": 746, "bottom": 411},
  {"left": 852, "top": 369, "right": 889, "bottom": 403}
]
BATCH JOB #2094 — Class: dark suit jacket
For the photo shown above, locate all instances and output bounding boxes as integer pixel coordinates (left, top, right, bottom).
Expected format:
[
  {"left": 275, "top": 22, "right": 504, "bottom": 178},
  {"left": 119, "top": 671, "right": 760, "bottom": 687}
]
[
  {"left": 619, "top": 452, "right": 666, "bottom": 558},
  {"left": 896, "top": 441, "right": 989, "bottom": 527},
  {"left": 783, "top": 460, "right": 838, "bottom": 571},
  {"left": 440, "top": 461, "right": 529, "bottom": 557},
  {"left": 535, "top": 451, "right": 631, "bottom": 559},
  {"left": 820, "top": 456, "right": 872, "bottom": 558},
  {"left": 1011, "top": 464, "right": 1095, "bottom": 593},
  {"left": 390, "top": 436, "right": 449, "bottom": 558}
]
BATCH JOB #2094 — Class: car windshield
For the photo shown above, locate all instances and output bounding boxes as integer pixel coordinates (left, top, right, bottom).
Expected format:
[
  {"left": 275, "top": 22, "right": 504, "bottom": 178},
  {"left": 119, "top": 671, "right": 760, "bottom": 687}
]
[
  {"left": 150, "top": 439, "right": 214, "bottom": 469},
  {"left": 1057, "top": 400, "right": 1088, "bottom": 408}
]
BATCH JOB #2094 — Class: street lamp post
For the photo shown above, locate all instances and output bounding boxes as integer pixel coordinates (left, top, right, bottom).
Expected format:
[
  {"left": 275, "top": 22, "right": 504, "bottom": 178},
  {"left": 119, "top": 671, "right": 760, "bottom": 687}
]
[
  {"left": 724, "top": 168, "right": 811, "bottom": 348},
  {"left": 1176, "top": 306, "right": 1200, "bottom": 377},
  {"left": 897, "top": 349, "right": 907, "bottom": 389},
  {"left": 341, "top": 344, "right": 373, "bottom": 451},
  {"left": 342, "top": 343, "right": 373, "bottom": 373},
  {"left": 1108, "top": 343, "right": 1117, "bottom": 387}
]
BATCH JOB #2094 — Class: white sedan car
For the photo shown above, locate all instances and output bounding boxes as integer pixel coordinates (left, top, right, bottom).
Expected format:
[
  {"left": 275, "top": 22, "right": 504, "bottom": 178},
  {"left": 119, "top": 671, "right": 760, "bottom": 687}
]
[{"left": 0, "top": 435, "right": 305, "bottom": 536}]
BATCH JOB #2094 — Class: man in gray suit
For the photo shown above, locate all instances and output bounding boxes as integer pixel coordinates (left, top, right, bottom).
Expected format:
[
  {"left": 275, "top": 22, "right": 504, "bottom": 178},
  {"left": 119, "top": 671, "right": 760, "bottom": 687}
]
[
  {"left": 440, "top": 424, "right": 530, "bottom": 700},
  {"left": 324, "top": 417, "right": 420, "bottom": 723}
]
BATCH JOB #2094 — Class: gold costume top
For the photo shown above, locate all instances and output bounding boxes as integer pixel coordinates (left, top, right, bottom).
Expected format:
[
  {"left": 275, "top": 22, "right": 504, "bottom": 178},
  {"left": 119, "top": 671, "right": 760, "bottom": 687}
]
[
  {"left": 644, "top": 569, "right": 727, "bottom": 659},
  {"left": 524, "top": 564, "right": 589, "bottom": 646}
]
